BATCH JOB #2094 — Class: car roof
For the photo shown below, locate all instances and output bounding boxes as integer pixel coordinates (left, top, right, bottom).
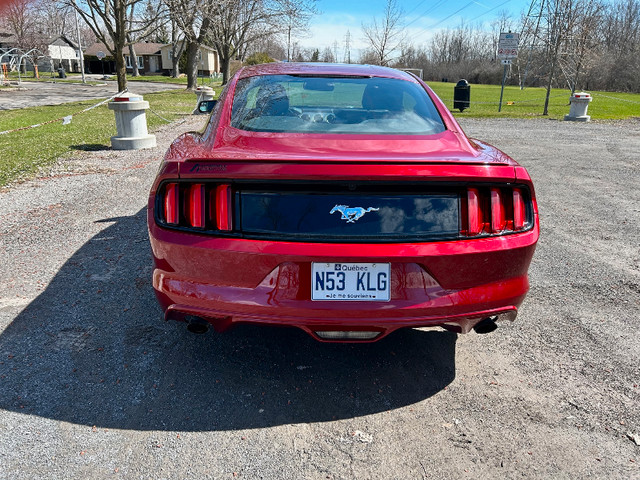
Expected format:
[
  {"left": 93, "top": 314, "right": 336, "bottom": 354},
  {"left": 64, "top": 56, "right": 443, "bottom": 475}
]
[{"left": 237, "top": 62, "right": 417, "bottom": 81}]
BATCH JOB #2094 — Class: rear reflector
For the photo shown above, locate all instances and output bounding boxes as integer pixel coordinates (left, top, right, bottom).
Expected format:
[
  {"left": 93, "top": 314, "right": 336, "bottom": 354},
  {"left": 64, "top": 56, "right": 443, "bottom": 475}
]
[
  {"left": 164, "top": 183, "right": 179, "bottom": 225},
  {"left": 315, "top": 331, "right": 381, "bottom": 340}
]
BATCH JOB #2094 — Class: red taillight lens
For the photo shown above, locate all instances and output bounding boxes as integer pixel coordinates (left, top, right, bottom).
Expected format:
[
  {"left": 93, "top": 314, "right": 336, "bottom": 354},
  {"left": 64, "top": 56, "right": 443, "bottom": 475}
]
[
  {"left": 490, "top": 188, "right": 506, "bottom": 233},
  {"left": 160, "top": 182, "right": 232, "bottom": 231},
  {"left": 164, "top": 183, "right": 179, "bottom": 225},
  {"left": 466, "top": 188, "right": 483, "bottom": 236},
  {"left": 216, "top": 184, "right": 232, "bottom": 231},
  {"left": 513, "top": 188, "right": 525, "bottom": 230},
  {"left": 464, "top": 186, "right": 529, "bottom": 237},
  {"left": 188, "top": 184, "right": 205, "bottom": 228}
]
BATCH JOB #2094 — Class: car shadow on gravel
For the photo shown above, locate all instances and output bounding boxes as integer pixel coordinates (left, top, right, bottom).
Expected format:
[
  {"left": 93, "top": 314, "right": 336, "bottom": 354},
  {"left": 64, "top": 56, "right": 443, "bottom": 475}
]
[{"left": 0, "top": 209, "right": 457, "bottom": 432}]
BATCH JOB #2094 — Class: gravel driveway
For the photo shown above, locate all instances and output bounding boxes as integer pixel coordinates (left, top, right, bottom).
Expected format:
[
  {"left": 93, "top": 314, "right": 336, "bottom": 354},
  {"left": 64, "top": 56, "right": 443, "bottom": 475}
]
[{"left": 0, "top": 116, "right": 638, "bottom": 479}]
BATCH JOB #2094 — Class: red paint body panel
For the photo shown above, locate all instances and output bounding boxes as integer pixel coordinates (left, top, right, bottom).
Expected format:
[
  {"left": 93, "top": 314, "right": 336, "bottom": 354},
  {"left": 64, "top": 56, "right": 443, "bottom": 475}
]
[{"left": 147, "top": 63, "right": 540, "bottom": 342}]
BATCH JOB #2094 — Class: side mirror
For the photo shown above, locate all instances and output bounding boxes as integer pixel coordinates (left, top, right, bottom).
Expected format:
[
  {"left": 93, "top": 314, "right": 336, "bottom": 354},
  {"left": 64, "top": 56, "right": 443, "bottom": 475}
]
[{"left": 197, "top": 100, "right": 217, "bottom": 114}]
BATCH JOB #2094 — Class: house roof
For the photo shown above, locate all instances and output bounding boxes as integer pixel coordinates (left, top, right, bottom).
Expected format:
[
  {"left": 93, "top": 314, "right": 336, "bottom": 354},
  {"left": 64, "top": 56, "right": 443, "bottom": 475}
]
[
  {"left": 47, "top": 36, "right": 78, "bottom": 49},
  {"left": 84, "top": 41, "right": 164, "bottom": 57}
]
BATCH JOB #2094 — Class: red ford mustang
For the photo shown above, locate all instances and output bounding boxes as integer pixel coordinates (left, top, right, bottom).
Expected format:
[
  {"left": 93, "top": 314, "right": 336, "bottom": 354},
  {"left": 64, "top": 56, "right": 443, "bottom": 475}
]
[{"left": 147, "top": 63, "right": 539, "bottom": 342}]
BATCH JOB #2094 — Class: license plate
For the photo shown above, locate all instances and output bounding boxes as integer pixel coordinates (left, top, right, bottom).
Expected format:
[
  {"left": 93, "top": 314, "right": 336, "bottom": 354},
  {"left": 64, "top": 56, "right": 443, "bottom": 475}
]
[{"left": 311, "top": 263, "right": 391, "bottom": 301}]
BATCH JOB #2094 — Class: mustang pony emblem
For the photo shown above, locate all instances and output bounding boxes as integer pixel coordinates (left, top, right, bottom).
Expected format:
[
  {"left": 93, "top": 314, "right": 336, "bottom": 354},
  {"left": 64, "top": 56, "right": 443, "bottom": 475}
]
[{"left": 330, "top": 205, "right": 380, "bottom": 223}]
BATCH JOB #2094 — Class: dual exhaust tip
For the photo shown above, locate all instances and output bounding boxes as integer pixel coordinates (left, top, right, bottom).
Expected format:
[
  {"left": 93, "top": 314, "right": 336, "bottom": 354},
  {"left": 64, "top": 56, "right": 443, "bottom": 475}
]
[{"left": 183, "top": 315, "right": 501, "bottom": 336}]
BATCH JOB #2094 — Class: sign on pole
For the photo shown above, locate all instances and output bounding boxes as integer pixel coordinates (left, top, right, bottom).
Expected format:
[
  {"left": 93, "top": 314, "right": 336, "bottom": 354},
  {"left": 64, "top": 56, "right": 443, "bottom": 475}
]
[
  {"left": 497, "top": 32, "right": 519, "bottom": 59},
  {"left": 497, "top": 32, "right": 519, "bottom": 112}
]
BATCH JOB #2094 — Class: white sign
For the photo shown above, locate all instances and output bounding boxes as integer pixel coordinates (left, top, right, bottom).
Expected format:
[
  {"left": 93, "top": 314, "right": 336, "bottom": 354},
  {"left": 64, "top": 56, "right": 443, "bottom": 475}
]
[
  {"left": 501, "top": 59, "right": 512, "bottom": 65},
  {"left": 497, "top": 32, "right": 519, "bottom": 59}
]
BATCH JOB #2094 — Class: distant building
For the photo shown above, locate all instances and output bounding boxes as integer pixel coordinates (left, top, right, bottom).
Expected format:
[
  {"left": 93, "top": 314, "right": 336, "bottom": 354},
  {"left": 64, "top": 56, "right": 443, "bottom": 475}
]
[
  {"left": 159, "top": 43, "right": 219, "bottom": 76},
  {"left": 83, "top": 42, "right": 164, "bottom": 75},
  {"left": 46, "top": 36, "right": 81, "bottom": 72}
]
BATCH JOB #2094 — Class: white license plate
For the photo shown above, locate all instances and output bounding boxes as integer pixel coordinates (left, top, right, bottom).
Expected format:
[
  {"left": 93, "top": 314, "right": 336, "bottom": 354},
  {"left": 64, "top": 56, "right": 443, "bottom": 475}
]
[{"left": 311, "top": 263, "right": 391, "bottom": 301}]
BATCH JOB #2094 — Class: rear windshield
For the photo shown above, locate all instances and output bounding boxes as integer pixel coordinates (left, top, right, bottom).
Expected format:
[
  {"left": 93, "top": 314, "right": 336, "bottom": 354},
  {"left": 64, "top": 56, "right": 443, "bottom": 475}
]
[{"left": 230, "top": 74, "right": 446, "bottom": 135}]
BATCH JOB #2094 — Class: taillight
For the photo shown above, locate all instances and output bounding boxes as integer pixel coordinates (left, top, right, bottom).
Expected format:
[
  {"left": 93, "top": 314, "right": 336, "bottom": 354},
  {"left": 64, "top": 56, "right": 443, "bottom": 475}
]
[
  {"left": 513, "top": 188, "right": 525, "bottom": 230},
  {"left": 466, "top": 188, "right": 483, "bottom": 236},
  {"left": 188, "top": 184, "right": 205, "bottom": 228},
  {"left": 490, "top": 188, "right": 506, "bottom": 233},
  {"left": 158, "top": 182, "right": 232, "bottom": 232},
  {"left": 164, "top": 183, "right": 179, "bottom": 225},
  {"left": 216, "top": 184, "right": 232, "bottom": 231},
  {"left": 463, "top": 186, "right": 530, "bottom": 237}
]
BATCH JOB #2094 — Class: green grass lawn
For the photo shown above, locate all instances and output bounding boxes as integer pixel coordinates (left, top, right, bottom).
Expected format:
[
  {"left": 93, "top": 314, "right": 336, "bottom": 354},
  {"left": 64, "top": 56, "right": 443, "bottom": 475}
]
[
  {"left": 428, "top": 81, "right": 640, "bottom": 120},
  {"left": 0, "top": 89, "right": 204, "bottom": 187}
]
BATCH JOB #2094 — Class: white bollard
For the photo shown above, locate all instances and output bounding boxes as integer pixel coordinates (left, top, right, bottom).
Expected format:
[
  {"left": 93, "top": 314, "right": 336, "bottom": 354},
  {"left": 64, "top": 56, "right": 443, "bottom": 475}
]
[
  {"left": 108, "top": 92, "right": 156, "bottom": 150},
  {"left": 195, "top": 86, "right": 215, "bottom": 102},
  {"left": 193, "top": 86, "right": 215, "bottom": 114},
  {"left": 564, "top": 92, "right": 593, "bottom": 122}
]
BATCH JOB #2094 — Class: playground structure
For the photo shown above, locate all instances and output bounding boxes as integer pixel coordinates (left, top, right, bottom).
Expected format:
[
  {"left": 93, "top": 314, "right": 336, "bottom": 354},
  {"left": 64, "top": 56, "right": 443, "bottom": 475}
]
[{"left": 1, "top": 47, "right": 55, "bottom": 85}]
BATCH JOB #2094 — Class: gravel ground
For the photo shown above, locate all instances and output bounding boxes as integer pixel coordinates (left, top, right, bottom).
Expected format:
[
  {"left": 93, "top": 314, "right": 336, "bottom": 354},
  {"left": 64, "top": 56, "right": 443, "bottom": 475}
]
[{"left": 0, "top": 116, "right": 638, "bottom": 479}]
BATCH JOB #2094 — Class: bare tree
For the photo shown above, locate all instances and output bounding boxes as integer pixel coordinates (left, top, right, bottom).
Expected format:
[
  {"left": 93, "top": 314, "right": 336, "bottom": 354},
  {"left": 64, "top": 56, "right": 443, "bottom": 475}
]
[
  {"left": 168, "top": 16, "right": 186, "bottom": 77},
  {"left": 206, "top": 0, "right": 283, "bottom": 84},
  {"left": 2, "top": 0, "right": 49, "bottom": 71},
  {"left": 539, "top": 0, "right": 583, "bottom": 114},
  {"left": 361, "top": 0, "right": 405, "bottom": 66},
  {"left": 69, "top": 0, "right": 164, "bottom": 91},
  {"left": 558, "top": 0, "right": 604, "bottom": 92},
  {"left": 164, "top": 0, "right": 209, "bottom": 89},
  {"left": 279, "top": 0, "right": 316, "bottom": 61}
]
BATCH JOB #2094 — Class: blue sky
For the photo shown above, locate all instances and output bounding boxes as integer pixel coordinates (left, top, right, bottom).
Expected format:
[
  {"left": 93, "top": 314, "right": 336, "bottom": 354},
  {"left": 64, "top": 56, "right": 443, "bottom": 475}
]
[{"left": 300, "top": 0, "right": 532, "bottom": 57}]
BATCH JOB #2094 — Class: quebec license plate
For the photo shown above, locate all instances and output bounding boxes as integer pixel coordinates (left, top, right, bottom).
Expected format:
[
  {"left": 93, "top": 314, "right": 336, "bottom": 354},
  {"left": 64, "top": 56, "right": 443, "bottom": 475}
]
[{"left": 311, "top": 263, "right": 391, "bottom": 301}]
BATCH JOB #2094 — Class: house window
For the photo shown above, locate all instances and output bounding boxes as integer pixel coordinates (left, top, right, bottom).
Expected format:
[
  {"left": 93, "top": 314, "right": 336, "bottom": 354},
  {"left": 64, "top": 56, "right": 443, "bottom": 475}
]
[{"left": 125, "top": 55, "right": 144, "bottom": 69}]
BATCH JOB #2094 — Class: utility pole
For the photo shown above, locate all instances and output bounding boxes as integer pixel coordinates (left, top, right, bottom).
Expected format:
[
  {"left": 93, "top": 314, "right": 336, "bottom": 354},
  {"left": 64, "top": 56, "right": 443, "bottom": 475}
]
[
  {"left": 75, "top": 9, "right": 86, "bottom": 83},
  {"left": 520, "top": 0, "right": 545, "bottom": 89},
  {"left": 344, "top": 30, "right": 351, "bottom": 64},
  {"left": 333, "top": 40, "right": 339, "bottom": 63}
]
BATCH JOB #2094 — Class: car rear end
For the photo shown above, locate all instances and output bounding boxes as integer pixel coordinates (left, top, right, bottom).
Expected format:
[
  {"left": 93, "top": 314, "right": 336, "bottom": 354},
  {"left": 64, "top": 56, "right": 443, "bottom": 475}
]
[{"left": 147, "top": 64, "right": 539, "bottom": 342}]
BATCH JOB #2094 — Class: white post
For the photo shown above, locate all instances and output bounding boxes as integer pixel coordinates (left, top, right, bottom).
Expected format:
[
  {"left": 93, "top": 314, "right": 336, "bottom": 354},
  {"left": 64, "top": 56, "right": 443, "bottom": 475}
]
[{"left": 75, "top": 10, "right": 86, "bottom": 83}]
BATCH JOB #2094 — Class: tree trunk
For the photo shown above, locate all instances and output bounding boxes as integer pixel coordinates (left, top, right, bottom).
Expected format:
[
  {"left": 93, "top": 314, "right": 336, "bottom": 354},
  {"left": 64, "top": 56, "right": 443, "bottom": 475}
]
[
  {"left": 186, "top": 40, "right": 199, "bottom": 90},
  {"left": 171, "top": 48, "right": 180, "bottom": 78},
  {"left": 128, "top": 42, "right": 140, "bottom": 76},
  {"left": 543, "top": 43, "right": 561, "bottom": 115},
  {"left": 220, "top": 52, "right": 231, "bottom": 85},
  {"left": 170, "top": 19, "right": 181, "bottom": 78},
  {"left": 114, "top": 0, "right": 128, "bottom": 92},
  {"left": 115, "top": 42, "right": 127, "bottom": 92}
]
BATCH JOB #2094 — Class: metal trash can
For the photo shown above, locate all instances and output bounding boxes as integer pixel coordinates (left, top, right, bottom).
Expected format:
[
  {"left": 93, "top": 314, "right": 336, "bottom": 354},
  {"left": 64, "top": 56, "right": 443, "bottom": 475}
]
[{"left": 454, "top": 79, "right": 470, "bottom": 112}]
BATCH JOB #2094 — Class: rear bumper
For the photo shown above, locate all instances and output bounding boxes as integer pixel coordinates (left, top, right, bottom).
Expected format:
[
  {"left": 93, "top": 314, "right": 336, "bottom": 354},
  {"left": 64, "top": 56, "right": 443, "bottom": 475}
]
[{"left": 149, "top": 219, "right": 538, "bottom": 341}]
